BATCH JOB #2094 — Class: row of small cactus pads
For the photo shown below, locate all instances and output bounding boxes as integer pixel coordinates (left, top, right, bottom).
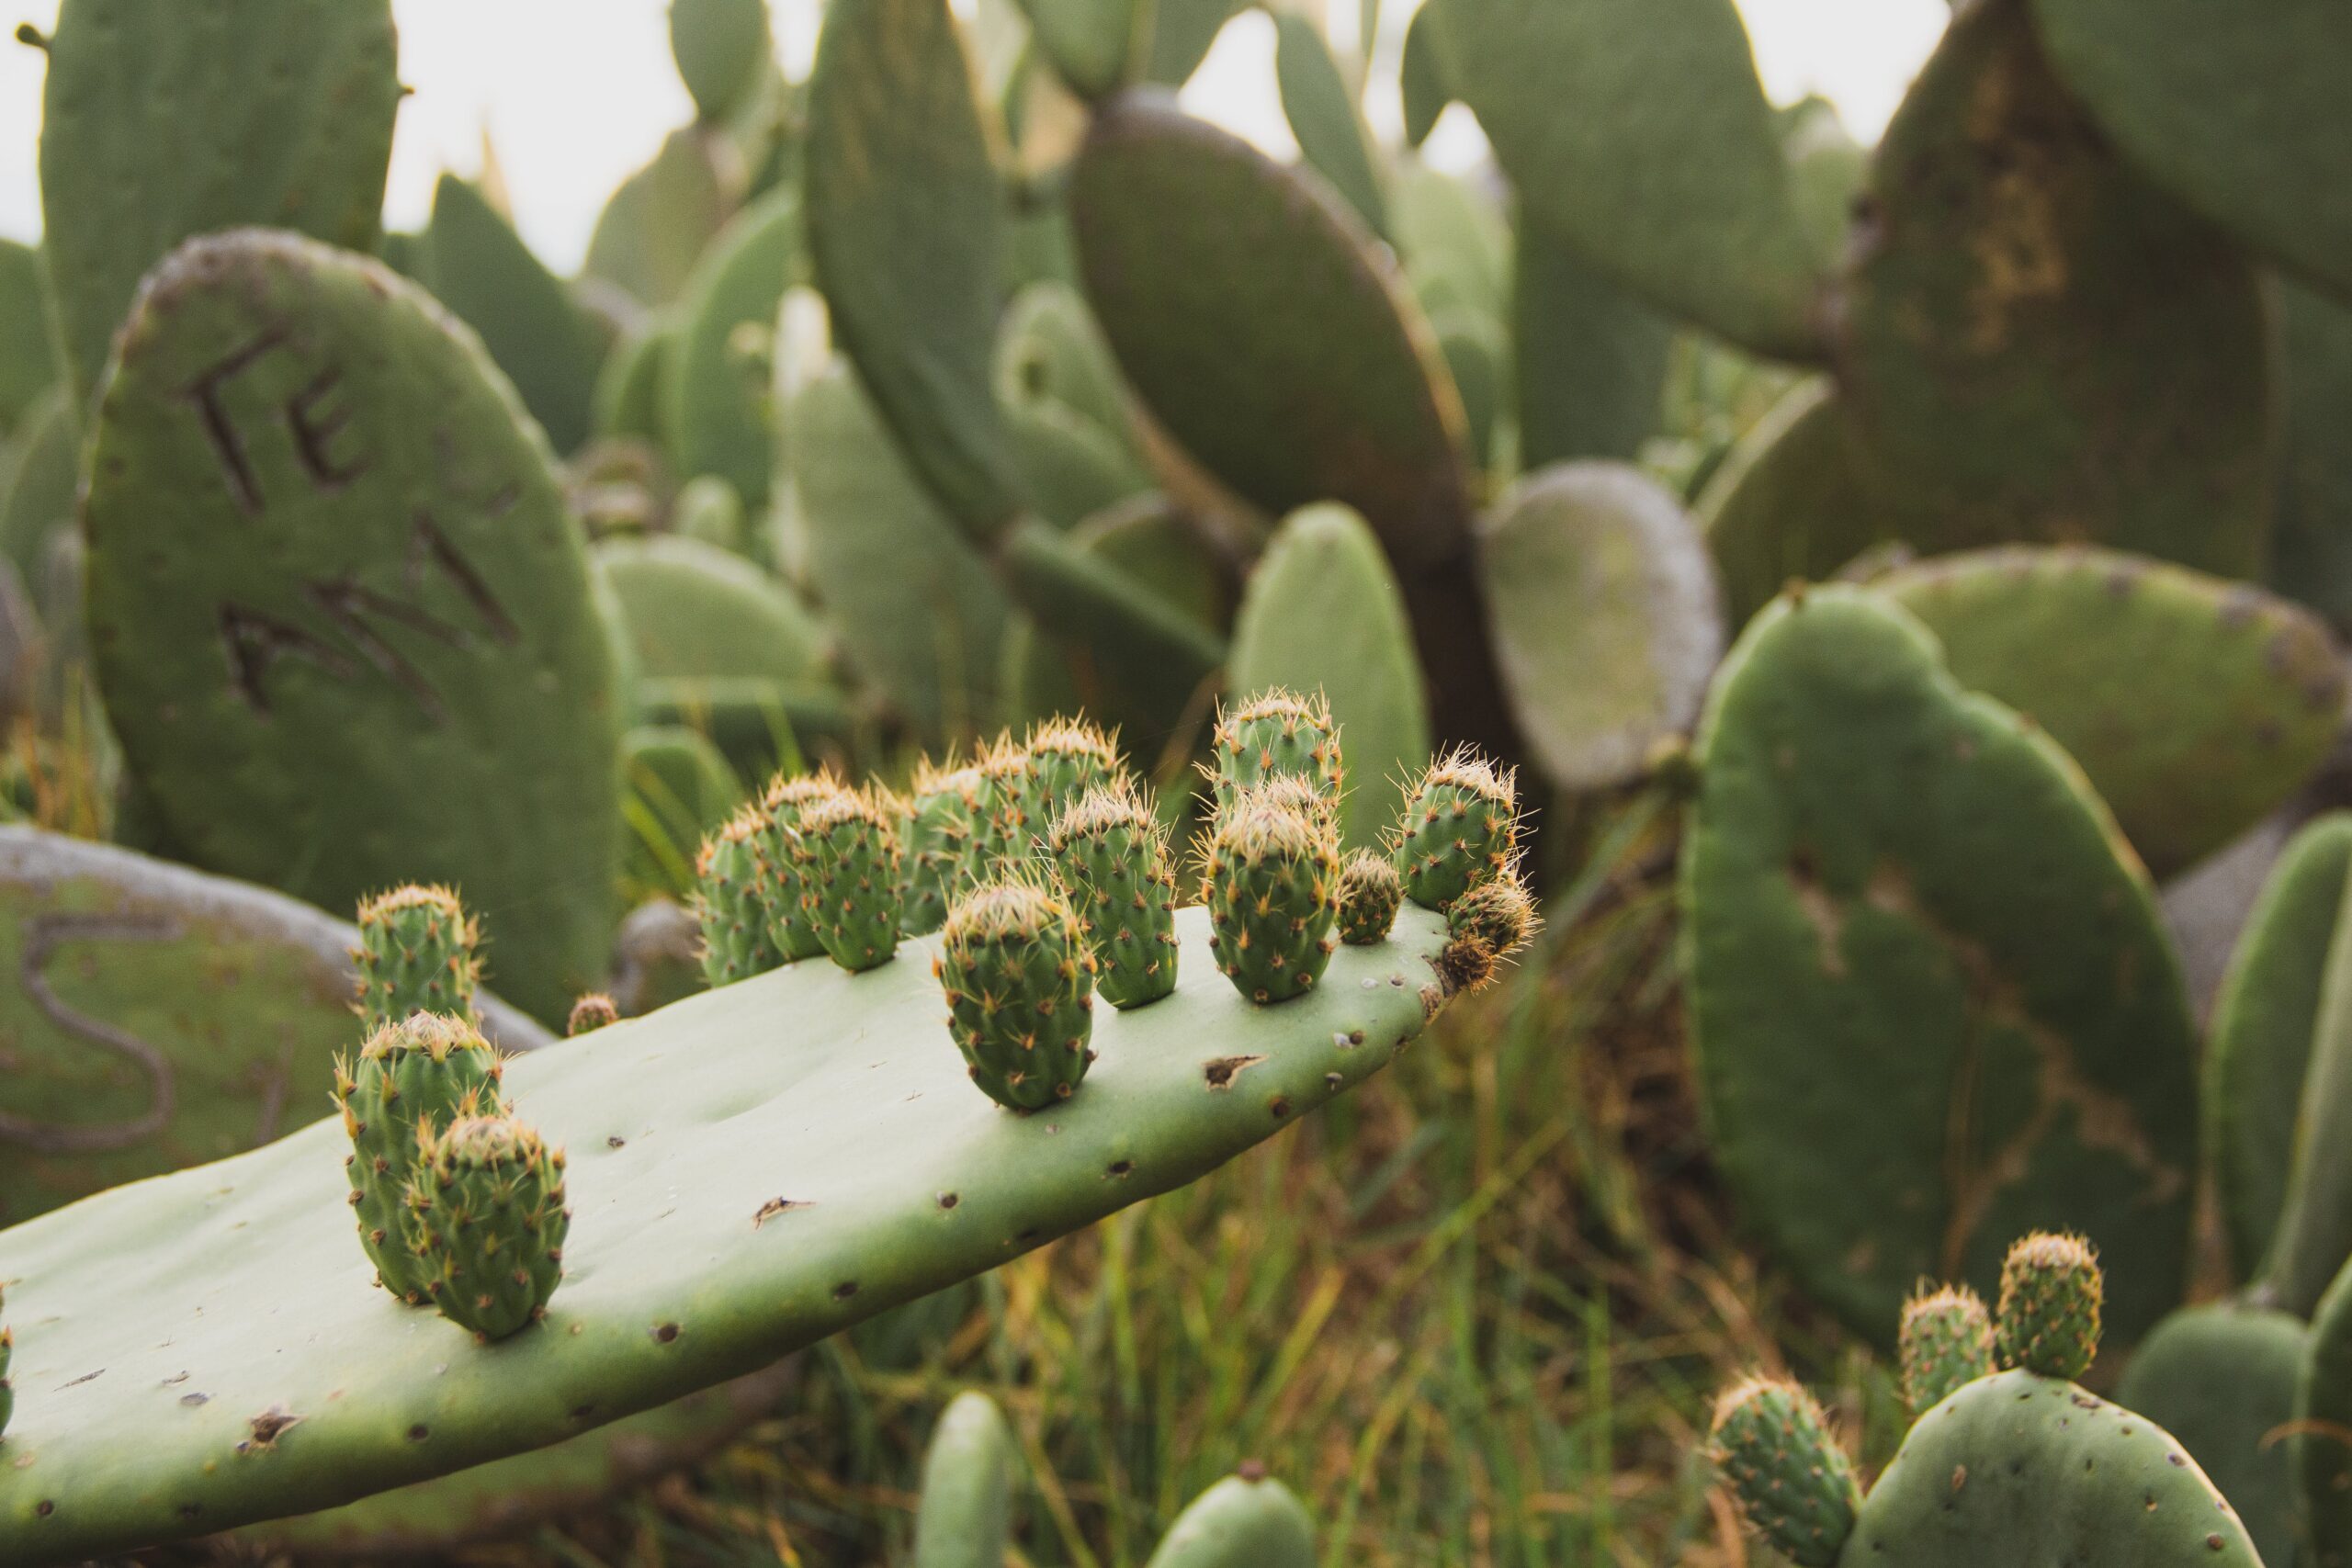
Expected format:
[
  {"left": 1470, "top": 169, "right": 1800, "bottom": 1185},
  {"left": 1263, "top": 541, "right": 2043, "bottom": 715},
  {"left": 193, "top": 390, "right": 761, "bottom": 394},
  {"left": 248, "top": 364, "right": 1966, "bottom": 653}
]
[{"left": 226, "top": 689, "right": 1532, "bottom": 1355}]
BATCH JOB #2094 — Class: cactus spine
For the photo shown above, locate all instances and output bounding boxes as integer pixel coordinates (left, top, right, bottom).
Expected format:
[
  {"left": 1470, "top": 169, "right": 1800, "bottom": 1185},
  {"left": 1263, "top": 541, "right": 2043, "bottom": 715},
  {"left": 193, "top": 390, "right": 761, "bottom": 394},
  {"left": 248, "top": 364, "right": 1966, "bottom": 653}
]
[
  {"left": 937, "top": 876, "right": 1098, "bottom": 1111},
  {"left": 566, "top": 993, "right": 620, "bottom": 1036},
  {"left": 354, "top": 884, "right": 481, "bottom": 1032},
  {"left": 1210, "top": 688, "right": 1343, "bottom": 818},
  {"left": 1898, "top": 1283, "right": 1995, "bottom": 1415},
  {"left": 793, "top": 786, "right": 906, "bottom": 973},
  {"left": 1707, "top": 1377, "right": 1860, "bottom": 1568},
  {"left": 412, "top": 1112, "right": 570, "bottom": 1342},
  {"left": 1336, "top": 849, "right": 1403, "bottom": 945},
  {"left": 760, "top": 773, "right": 854, "bottom": 963},
  {"left": 1204, "top": 778, "right": 1342, "bottom": 1004},
  {"left": 1995, "top": 1232, "right": 2103, "bottom": 1382},
  {"left": 1046, "top": 777, "right": 1180, "bottom": 1010},
  {"left": 1389, "top": 749, "right": 1520, "bottom": 910},
  {"left": 336, "top": 1013, "right": 506, "bottom": 1303},
  {"left": 694, "top": 807, "right": 785, "bottom": 987}
]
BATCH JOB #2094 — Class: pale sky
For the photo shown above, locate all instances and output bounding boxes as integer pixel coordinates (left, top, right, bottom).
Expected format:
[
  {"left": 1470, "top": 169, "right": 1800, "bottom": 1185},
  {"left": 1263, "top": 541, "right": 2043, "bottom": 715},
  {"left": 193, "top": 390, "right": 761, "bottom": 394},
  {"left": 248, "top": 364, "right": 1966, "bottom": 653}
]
[{"left": 0, "top": 0, "right": 1945, "bottom": 273}]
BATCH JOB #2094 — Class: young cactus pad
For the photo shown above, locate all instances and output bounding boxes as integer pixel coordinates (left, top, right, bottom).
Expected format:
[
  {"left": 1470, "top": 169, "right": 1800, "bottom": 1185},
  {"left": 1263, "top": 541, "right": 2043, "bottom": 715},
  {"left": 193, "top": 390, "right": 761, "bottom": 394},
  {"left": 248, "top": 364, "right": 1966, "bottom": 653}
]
[
  {"left": 695, "top": 807, "right": 784, "bottom": 987},
  {"left": 1994, "top": 1231, "right": 2103, "bottom": 1381},
  {"left": 938, "top": 877, "right": 1098, "bottom": 1110},
  {"left": 759, "top": 773, "right": 853, "bottom": 963},
  {"left": 1047, "top": 780, "right": 1181, "bottom": 1010},
  {"left": 355, "top": 884, "right": 481, "bottom": 1032},
  {"left": 901, "top": 760, "right": 989, "bottom": 938},
  {"left": 912, "top": 1390, "right": 1016, "bottom": 1568},
  {"left": 0, "top": 899, "right": 1453, "bottom": 1558},
  {"left": 338, "top": 1013, "right": 507, "bottom": 1303},
  {"left": 1142, "top": 1471, "right": 1319, "bottom": 1567},
  {"left": 1336, "top": 850, "right": 1404, "bottom": 946},
  {"left": 1389, "top": 749, "right": 1520, "bottom": 911},
  {"left": 792, "top": 787, "right": 906, "bottom": 974},
  {"left": 1679, "top": 586, "right": 2196, "bottom": 1348},
  {"left": 1210, "top": 688, "right": 1344, "bottom": 817},
  {"left": 1708, "top": 1378, "right": 1860, "bottom": 1567},
  {"left": 1204, "top": 781, "right": 1343, "bottom": 1005},
  {"left": 1897, "top": 1284, "right": 1994, "bottom": 1415},
  {"left": 413, "top": 1113, "right": 571, "bottom": 1341}
]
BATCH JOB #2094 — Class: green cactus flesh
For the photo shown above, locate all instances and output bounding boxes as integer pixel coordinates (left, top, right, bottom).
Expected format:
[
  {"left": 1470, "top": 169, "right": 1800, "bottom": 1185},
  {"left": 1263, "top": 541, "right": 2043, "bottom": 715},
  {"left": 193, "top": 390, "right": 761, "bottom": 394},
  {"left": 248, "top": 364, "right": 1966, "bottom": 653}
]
[
  {"left": 1877, "top": 546, "right": 2345, "bottom": 877},
  {"left": 413, "top": 1113, "right": 570, "bottom": 1341},
  {"left": 420, "top": 175, "right": 603, "bottom": 457},
  {"left": 337, "top": 1014, "right": 508, "bottom": 1304},
  {"left": 625, "top": 724, "right": 745, "bottom": 897},
  {"left": 35, "top": 0, "right": 401, "bottom": 405},
  {"left": 599, "top": 535, "right": 842, "bottom": 744},
  {"left": 670, "top": 0, "right": 775, "bottom": 123},
  {"left": 1021, "top": 717, "right": 1124, "bottom": 847},
  {"left": 993, "top": 282, "right": 1142, "bottom": 465},
  {"left": 760, "top": 773, "right": 853, "bottom": 963},
  {"left": 913, "top": 1390, "right": 1017, "bottom": 1568},
  {"left": 594, "top": 320, "right": 673, "bottom": 445},
  {"left": 1336, "top": 850, "right": 1404, "bottom": 946},
  {"left": 1832, "top": 0, "right": 2269, "bottom": 581},
  {"left": 2029, "top": 0, "right": 2352, "bottom": 302},
  {"left": 1510, "top": 225, "right": 1673, "bottom": 472},
  {"left": 1001, "top": 380, "right": 1150, "bottom": 536},
  {"left": 938, "top": 878, "right": 1097, "bottom": 1110},
  {"left": 1273, "top": 10, "right": 1389, "bottom": 238},
  {"left": 2206, "top": 815, "right": 2352, "bottom": 1283},
  {"left": 1142, "top": 1472, "right": 1319, "bottom": 1568},
  {"left": 1047, "top": 780, "right": 1181, "bottom": 1010},
  {"left": 1226, "top": 506, "right": 1431, "bottom": 855},
  {"left": 2266, "top": 842, "right": 2352, "bottom": 1321},
  {"left": 901, "top": 761, "right": 989, "bottom": 937},
  {"left": 2274, "top": 283, "right": 2352, "bottom": 634},
  {"left": 355, "top": 885, "right": 480, "bottom": 1033},
  {"left": 1012, "top": 0, "right": 1145, "bottom": 100},
  {"left": 0, "top": 239, "right": 55, "bottom": 435},
  {"left": 2301, "top": 1259, "right": 2352, "bottom": 1568},
  {"left": 2116, "top": 1303, "right": 2307, "bottom": 1568},
  {"left": 695, "top": 807, "right": 784, "bottom": 987},
  {"left": 1204, "top": 783, "right": 1342, "bottom": 1005},
  {"left": 1211, "top": 690, "right": 1345, "bottom": 818},
  {"left": 663, "top": 186, "right": 801, "bottom": 509},
  {"left": 1693, "top": 377, "right": 1886, "bottom": 629},
  {"left": 1478, "top": 463, "right": 1724, "bottom": 793},
  {"left": 0, "top": 827, "right": 547, "bottom": 1229},
  {"left": 1898, "top": 1284, "right": 1994, "bottom": 1416},
  {"left": 82, "top": 231, "right": 623, "bottom": 1025},
  {"left": 1708, "top": 1377, "right": 1860, "bottom": 1568},
  {"left": 1679, "top": 586, "right": 2197, "bottom": 1348},
  {"left": 1840, "top": 1370, "right": 2261, "bottom": 1566},
  {"left": 0, "top": 898, "right": 1453, "bottom": 1558},
  {"left": 794, "top": 789, "right": 905, "bottom": 974},
  {"left": 1389, "top": 750, "right": 1519, "bottom": 912},
  {"left": 0, "top": 391, "right": 73, "bottom": 582},
  {"left": 582, "top": 128, "right": 734, "bottom": 309},
  {"left": 1427, "top": 0, "right": 1829, "bottom": 361},
  {"left": 1994, "top": 1232, "right": 2102, "bottom": 1381}
]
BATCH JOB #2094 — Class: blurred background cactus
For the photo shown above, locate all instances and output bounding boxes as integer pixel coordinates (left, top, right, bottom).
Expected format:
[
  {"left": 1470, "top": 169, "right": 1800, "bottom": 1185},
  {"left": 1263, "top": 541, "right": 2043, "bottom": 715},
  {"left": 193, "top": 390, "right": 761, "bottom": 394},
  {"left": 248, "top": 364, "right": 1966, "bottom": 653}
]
[{"left": 3, "top": 0, "right": 2350, "bottom": 1559}]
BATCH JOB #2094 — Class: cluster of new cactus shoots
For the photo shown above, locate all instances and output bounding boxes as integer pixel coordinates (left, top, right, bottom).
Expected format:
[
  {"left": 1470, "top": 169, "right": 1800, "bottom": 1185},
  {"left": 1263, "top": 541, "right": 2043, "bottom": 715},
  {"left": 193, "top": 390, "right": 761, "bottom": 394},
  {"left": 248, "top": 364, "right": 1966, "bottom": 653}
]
[
  {"left": 1709, "top": 1232, "right": 2260, "bottom": 1567},
  {"left": 338, "top": 886, "right": 567, "bottom": 1341}
]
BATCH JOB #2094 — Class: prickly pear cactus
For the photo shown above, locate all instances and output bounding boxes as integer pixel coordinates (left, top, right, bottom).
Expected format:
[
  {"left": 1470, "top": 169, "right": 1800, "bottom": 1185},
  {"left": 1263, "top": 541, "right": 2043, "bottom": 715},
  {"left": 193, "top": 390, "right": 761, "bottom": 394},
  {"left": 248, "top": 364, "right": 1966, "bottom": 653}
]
[
  {"left": 913, "top": 1390, "right": 1016, "bottom": 1568},
  {"left": 567, "top": 994, "right": 620, "bottom": 1036},
  {"left": 1875, "top": 546, "right": 2345, "bottom": 876},
  {"left": 1143, "top": 1471, "right": 1319, "bottom": 1568},
  {"left": 1445, "top": 873, "right": 1538, "bottom": 966},
  {"left": 83, "top": 231, "right": 624, "bottom": 1024},
  {"left": 938, "top": 876, "right": 1098, "bottom": 1110},
  {"left": 1272, "top": 10, "right": 1388, "bottom": 239},
  {"left": 2118, "top": 1303, "right": 2308, "bottom": 1568},
  {"left": 1204, "top": 781, "right": 1342, "bottom": 1005},
  {"left": 1336, "top": 850, "right": 1403, "bottom": 946},
  {"left": 1046, "top": 778, "right": 1179, "bottom": 1010},
  {"left": 0, "top": 241, "right": 54, "bottom": 436},
  {"left": 0, "top": 893, "right": 1458, "bottom": 1558},
  {"left": 1679, "top": 586, "right": 2198, "bottom": 1347},
  {"left": 33, "top": 0, "right": 401, "bottom": 405},
  {"left": 793, "top": 787, "right": 905, "bottom": 973},
  {"left": 1389, "top": 750, "right": 1520, "bottom": 912},
  {"left": 412, "top": 1112, "right": 570, "bottom": 1342},
  {"left": 1693, "top": 377, "right": 1885, "bottom": 629},
  {"left": 1210, "top": 690, "right": 1344, "bottom": 819},
  {"left": 900, "top": 760, "right": 987, "bottom": 938},
  {"left": 669, "top": 0, "right": 775, "bottom": 124},
  {"left": 694, "top": 807, "right": 784, "bottom": 987},
  {"left": 758, "top": 772, "right": 849, "bottom": 964},
  {"left": 2301, "top": 1260, "right": 2352, "bottom": 1568},
  {"left": 663, "top": 186, "right": 800, "bottom": 508},
  {"left": 1994, "top": 1231, "right": 2101, "bottom": 1381},
  {"left": 1897, "top": 1284, "right": 1993, "bottom": 1416},
  {"left": 0, "top": 828, "right": 547, "bottom": 1227},
  {"left": 1707, "top": 1378, "right": 1860, "bottom": 1567},
  {"left": 354, "top": 885, "right": 480, "bottom": 1033},
  {"left": 1021, "top": 716, "right": 1123, "bottom": 846},
  {"left": 582, "top": 128, "right": 734, "bottom": 310},
  {"left": 337, "top": 1013, "right": 507, "bottom": 1303}
]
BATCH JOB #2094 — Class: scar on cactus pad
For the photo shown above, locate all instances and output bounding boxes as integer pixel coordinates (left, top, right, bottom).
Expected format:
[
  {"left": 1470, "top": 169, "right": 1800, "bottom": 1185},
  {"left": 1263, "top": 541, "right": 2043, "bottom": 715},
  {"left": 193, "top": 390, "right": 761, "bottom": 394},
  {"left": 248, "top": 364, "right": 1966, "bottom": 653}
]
[
  {"left": 1047, "top": 776, "right": 1181, "bottom": 1010},
  {"left": 412, "top": 1111, "right": 570, "bottom": 1343},
  {"left": 355, "top": 883, "right": 481, "bottom": 1032},
  {"left": 938, "top": 874, "right": 1099, "bottom": 1111},
  {"left": 1203, "top": 777, "right": 1344, "bottom": 1005},
  {"left": 337, "top": 1012, "right": 506, "bottom": 1303}
]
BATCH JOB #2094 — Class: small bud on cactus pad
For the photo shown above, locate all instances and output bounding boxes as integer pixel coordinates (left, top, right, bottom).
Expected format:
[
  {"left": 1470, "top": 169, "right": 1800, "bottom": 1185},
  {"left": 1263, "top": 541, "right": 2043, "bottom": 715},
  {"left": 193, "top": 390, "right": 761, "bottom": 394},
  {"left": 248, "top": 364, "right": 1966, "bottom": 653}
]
[
  {"left": 1995, "top": 1231, "right": 2103, "bottom": 1381},
  {"left": 1210, "top": 688, "right": 1344, "bottom": 818},
  {"left": 695, "top": 806, "right": 785, "bottom": 987},
  {"left": 412, "top": 1113, "right": 570, "bottom": 1342},
  {"left": 1389, "top": 749, "right": 1520, "bottom": 910},
  {"left": 971, "top": 739, "right": 1041, "bottom": 872},
  {"left": 900, "top": 758, "right": 989, "bottom": 937},
  {"left": 1708, "top": 1376, "right": 1860, "bottom": 1568},
  {"left": 1204, "top": 779, "right": 1342, "bottom": 1004},
  {"left": 792, "top": 786, "right": 906, "bottom": 973},
  {"left": 1446, "top": 874, "right": 1539, "bottom": 962},
  {"left": 1335, "top": 851, "right": 1403, "bottom": 945},
  {"left": 354, "top": 884, "right": 480, "bottom": 1032},
  {"left": 1022, "top": 716, "right": 1124, "bottom": 848},
  {"left": 336, "top": 1013, "right": 506, "bottom": 1303},
  {"left": 1899, "top": 1283, "right": 1995, "bottom": 1414},
  {"left": 1047, "top": 778, "right": 1180, "bottom": 1010},
  {"left": 566, "top": 993, "right": 620, "bottom": 1036},
  {"left": 758, "top": 772, "right": 854, "bottom": 962},
  {"left": 936, "top": 876, "right": 1098, "bottom": 1111}
]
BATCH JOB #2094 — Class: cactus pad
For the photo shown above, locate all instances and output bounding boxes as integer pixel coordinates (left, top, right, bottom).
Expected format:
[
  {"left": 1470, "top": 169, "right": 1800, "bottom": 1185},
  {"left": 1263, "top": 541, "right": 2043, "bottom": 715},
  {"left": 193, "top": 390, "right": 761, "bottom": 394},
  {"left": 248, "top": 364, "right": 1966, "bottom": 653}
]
[
  {"left": 1204, "top": 783, "right": 1342, "bottom": 1005},
  {"left": 0, "top": 897, "right": 1456, "bottom": 1558},
  {"left": 2116, "top": 1303, "right": 2308, "bottom": 1568},
  {"left": 413, "top": 1112, "right": 570, "bottom": 1342},
  {"left": 1047, "top": 779, "right": 1180, "bottom": 1010},
  {"left": 83, "top": 231, "right": 624, "bottom": 1024},
  {"left": 1336, "top": 851, "right": 1403, "bottom": 946},
  {"left": 600, "top": 535, "right": 841, "bottom": 746},
  {"left": 902, "top": 760, "right": 989, "bottom": 938},
  {"left": 1388, "top": 749, "right": 1519, "bottom": 912},
  {"left": 1478, "top": 463, "right": 1724, "bottom": 791},
  {"left": 336, "top": 1013, "right": 507, "bottom": 1304},
  {"left": 1210, "top": 689, "right": 1344, "bottom": 820},
  {"left": 1021, "top": 716, "right": 1124, "bottom": 845},
  {"left": 938, "top": 876, "right": 1097, "bottom": 1111},
  {"left": 582, "top": 129, "right": 734, "bottom": 309},
  {"left": 694, "top": 807, "right": 785, "bottom": 987},
  {"left": 1144, "top": 1472, "right": 1318, "bottom": 1567},
  {"left": 670, "top": 0, "right": 775, "bottom": 123},
  {"left": 567, "top": 994, "right": 620, "bottom": 1037},
  {"left": 1876, "top": 546, "right": 2345, "bottom": 876},
  {"left": 1833, "top": 0, "right": 2269, "bottom": 581},
  {"left": 1994, "top": 1231, "right": 2102, "bottom": 1381},
  {"left": 1897, "top": 1284, "right": 1994, "bottom": 1416},
  {"left": 1708, "top": 1377, "right": 1860, "bottom": 1567},
  {"left": 1445, "top": 873, "right": 1538, "bottom": 967},
  {"left": 1680, "top": 586, "right": 2197, "bottom": 1347},
  {"left": 355, "top": 885, "right": 481, "bottom": 1033},
  {"left": 913, "top": 1390, "right": 1016, "bottom": 1568},
  {"left": 663, "top": 187, "right": 801, "bottom": 508},
  {"left": 793, "top": 787, "right": 906, "bottom": 974},
  {"left": 2301, "top": 1261, "right": 2352, "bottom": 1568},
  {"left": 1690, "top": 378, "right": 1883, "bottom": 629},
  {"left": 758, "top": 773, "right": 852, "bottom": 964}
]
